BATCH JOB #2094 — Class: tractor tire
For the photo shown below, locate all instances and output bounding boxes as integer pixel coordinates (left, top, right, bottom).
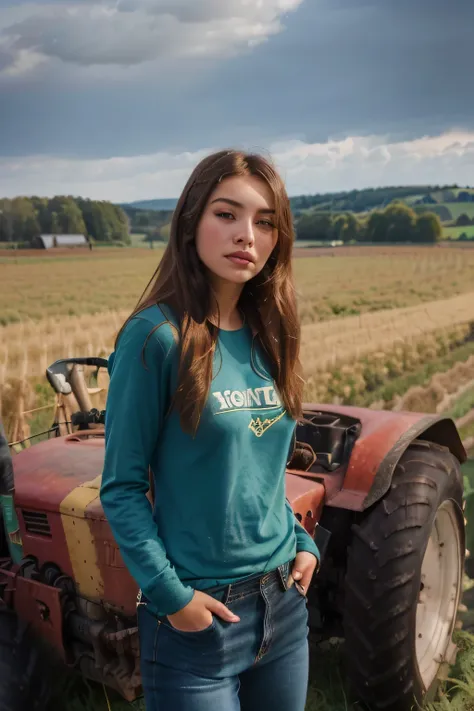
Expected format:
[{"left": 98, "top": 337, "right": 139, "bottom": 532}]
[
  {"left": 343, "top": 440, "right": 464, "bottom": 711},
  {"left": 0, "top": 607, "right": 51, "bottom": 711}
]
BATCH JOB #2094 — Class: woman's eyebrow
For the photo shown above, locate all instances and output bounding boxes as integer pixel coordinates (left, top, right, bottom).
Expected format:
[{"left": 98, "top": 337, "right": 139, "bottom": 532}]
[{"left": 210, "top": 197, "right": 275, "bottom": 214}]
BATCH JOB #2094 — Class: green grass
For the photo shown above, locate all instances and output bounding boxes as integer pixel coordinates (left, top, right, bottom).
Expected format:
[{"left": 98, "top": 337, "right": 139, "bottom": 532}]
[
  {"left": 443, "top": 225, "right": 474, "bottom": 241},
  {"left": 464, "top": 458, "right": 474, "bottom": 485},
  {"left": 352, "top": 340, "right": 474, "bottom": 409},
  {"left": 440, "top": 203, "right": 474, "bottom": 222},
  {"left": 450, "top": 189, "right": 474, "bottom": 199},
  {"left": 449, "top": 386, "right": 474, "bottom": 420},
  {"left": 404, "top": 194, "right": 425, "bottom": 205}
]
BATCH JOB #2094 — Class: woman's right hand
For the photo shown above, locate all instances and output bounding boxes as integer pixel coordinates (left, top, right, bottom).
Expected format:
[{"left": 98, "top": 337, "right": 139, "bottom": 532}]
[{"left": 167, "top": 590, "right": 240, "bottom": 632}]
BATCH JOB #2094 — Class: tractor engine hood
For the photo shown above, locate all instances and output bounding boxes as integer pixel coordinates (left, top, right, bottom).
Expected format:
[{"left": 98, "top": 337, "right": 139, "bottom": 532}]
[
  {"left": 12, "top": 434, "right": 106, "bottom": 514},
  {"left": 12, "top": 432, "right": 325, "bottom": 522}
]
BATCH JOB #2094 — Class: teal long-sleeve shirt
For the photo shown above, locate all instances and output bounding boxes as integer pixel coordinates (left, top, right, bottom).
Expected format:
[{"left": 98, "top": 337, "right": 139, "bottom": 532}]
[{"left": 100, "top": 305, "right": 319, "bottom": 617}]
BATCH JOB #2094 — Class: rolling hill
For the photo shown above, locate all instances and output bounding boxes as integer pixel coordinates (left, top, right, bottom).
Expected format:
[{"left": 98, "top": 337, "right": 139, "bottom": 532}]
[{"left": 120, "top": 198, "right": 178, "bottom": 211}]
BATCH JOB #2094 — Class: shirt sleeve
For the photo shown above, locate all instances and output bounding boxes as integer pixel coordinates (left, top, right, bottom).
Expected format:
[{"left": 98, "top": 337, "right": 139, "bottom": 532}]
[
  {"left": 100, "top": 316, "right": 194, "bottom": 616},
  {"left": 286, "top": 499, "right": 320, "bottom": 560}
]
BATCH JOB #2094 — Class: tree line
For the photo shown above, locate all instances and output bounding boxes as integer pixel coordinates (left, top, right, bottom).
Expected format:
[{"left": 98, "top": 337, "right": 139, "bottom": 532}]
[
  {"left": 0, "top": 196, "right": 130, "bottom": 245},
  {"left": 0, "top": 193, "right": 446, "bottom": 246},
  {"left": 124, "top": 206, "right": 174, "bottom": 241},
  {"left": 290, "top": 184, "right": 460, "bottom": 214},
  {"left": 295, "top": 202, "right": 442, "bottom": 243}
]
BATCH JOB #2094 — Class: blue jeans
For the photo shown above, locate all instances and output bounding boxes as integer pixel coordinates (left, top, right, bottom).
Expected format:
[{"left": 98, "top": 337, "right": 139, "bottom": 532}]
[{"left": 137, "top": 561, "right": 310, "bottom": 710}]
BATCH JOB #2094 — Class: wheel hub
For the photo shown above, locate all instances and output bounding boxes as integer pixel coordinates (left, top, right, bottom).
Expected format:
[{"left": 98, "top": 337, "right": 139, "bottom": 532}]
[{"left": 415, "top": 500, "right": 462, "bottom": 690}]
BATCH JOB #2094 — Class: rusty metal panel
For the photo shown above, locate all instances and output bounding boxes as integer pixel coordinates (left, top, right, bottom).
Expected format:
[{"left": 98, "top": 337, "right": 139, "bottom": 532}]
[
  {"left": 12, "top": 436, "right": 105, "bottom": 514},
  {"left": 17, "top": 509, "right": 75, "bottom": 578},
  {"left": 88, "top": 516, "right": 139, "bottom": 617},
  {"left": 15, "top": 576, "right": 65, "bottom": 659},
  {"left": 59, "top": 485, "right": 104, "bottom": 601},
  {"left": 286, "top": 474, "right": 325, "bottom": 538}
]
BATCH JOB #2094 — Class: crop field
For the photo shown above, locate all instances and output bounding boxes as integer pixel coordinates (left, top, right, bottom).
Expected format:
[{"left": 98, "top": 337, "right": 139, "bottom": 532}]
[
  {"left": 1, "top": 244, "right": 474, "bottom": 711},
  {"left": 1, "top": 245, "right": 474, "bottom": 435},
  {"left": 1, "top": 244, "right": 474, "bottom": 326}
]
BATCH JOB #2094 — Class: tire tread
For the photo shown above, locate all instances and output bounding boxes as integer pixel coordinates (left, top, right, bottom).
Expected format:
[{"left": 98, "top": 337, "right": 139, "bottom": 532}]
[{"left": 343, "top": 441, "right": 464, "bottom": 711}]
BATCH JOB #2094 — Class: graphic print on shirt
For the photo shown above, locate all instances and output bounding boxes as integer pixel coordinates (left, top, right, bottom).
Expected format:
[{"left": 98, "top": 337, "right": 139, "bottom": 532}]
[{"left": 211, "top": 385, "right": 286, "bottom": 438}]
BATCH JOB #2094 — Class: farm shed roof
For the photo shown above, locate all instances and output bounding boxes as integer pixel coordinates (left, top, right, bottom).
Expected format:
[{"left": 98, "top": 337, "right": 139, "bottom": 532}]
[{"left": 39, "top": 234, "right": 88, "bottom": 249}]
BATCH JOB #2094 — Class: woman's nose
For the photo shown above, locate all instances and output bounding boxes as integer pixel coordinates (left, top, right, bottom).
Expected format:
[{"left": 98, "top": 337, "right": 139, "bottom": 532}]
[{"left": 233, "top": 222, "right": 255, "bottom": 246}]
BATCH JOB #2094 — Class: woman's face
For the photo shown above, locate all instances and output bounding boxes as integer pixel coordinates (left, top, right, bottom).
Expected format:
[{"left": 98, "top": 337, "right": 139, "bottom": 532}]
[{"left": 195, "top": 174, "right": 278, "bottom": 288}]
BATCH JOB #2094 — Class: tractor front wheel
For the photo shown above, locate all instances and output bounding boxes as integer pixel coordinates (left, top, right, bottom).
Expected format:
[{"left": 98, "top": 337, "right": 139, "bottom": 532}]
[
  {"left": 344, "top": 440, "right": 464, "bottom": 711},
  {"left": 0, "top": 607, "right": 51, "bottom": 711}
]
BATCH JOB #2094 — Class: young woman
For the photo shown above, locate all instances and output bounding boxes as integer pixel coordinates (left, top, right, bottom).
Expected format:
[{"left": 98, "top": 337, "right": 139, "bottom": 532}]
[{"left": 100, "top": 149, "right": 320, "bottom": 711}]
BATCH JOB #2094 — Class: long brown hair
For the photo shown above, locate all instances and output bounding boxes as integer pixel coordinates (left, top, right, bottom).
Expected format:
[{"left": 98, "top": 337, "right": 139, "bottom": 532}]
[{"left": 117, "top": 149, "right": 303, "bottom": 434}]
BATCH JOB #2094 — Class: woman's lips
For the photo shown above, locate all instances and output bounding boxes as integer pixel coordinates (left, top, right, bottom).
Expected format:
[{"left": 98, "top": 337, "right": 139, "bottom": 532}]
[{"left": 226, "top": 255, "right": 253, "bottom": 266}]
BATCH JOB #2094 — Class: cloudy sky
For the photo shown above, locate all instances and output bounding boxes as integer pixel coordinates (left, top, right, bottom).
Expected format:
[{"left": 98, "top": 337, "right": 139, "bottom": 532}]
[{"left": 0, "top": 0, "right": 472, "bottom": 202}]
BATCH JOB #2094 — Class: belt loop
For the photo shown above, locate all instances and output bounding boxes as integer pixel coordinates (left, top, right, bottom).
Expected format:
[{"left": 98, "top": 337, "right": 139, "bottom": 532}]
[{"left": 277, "top": 562, "right": 290, "bottom": 591}]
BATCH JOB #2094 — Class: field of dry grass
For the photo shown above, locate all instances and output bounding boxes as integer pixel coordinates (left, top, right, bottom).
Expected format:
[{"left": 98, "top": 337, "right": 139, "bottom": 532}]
[
  {"left": 1, "top": 291, "right": 473, "bottom": 439},
  {"left": 2, "top": 246, "right": 474, "bottom": 441},
  {"left": 1, "top": 245, "right": 474, "bottom": 326}
]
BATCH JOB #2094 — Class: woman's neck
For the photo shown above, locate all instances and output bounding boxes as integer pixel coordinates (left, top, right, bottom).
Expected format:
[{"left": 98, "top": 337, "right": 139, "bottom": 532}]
[{"left": 209, "top": 279, "right": 244, "bottom": 331}]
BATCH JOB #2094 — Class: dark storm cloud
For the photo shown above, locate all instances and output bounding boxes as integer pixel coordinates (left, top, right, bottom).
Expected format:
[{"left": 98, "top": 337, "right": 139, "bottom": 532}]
[
  {"left": 202, "top": 0, "right": 472, "bottom": 145},
  {"left": 0, "top": 0, "right": 472, "bottom": 159}
]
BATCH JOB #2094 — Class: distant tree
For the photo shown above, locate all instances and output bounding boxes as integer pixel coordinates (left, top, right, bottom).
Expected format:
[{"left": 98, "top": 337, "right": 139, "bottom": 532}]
[
  {"left": 0, "top": 199, "right": 13, "bottom": 242},
  {"left": 122, "top": 207, "right": 175, "bottom": 235},
  {"left": 30, "top": 197, "right": 51, "bottom": 232},
  {"left": 415, "top": 213, "right": 442, "bottom": 243},
  {"left": 76, "top": 199, "right": 130, "bottom": 244},
  {"left": 457, "top": 191, "right": 473, "bottom": 202},
  {"left": 11, "top": 198, "right": 40, "bottom": 242},
  {"left": 51, "top": 212, "right": 61, "bottom": 233},
  {"left": 295, "top": 211, "right": 335, "bottom": 241},
  {"left": 46, "top": 197, "right": 86, "bottom": 234},
  {"left": 60, "top": 200, "right": 86, "bottom": 234},
  {"left": 456, "top": 213, "right": 472, "bottom": 226},
  {"left": 332, "top": 212, "right": 361, "bottom": 243},
  {"left": 343, "top": 212, "right": 361, "bottom": 242},
  {"left": 365, "top": 202, "right": 420, "bottom": 243},
  {"left": 365, "top": 210, "right": 387, "bottom": 243},
  {"left": 384, "top": 202, "right": 417, "bottom": 242},
  {"left": 332, "top": 214, "right": 348, "bottom": 242}
]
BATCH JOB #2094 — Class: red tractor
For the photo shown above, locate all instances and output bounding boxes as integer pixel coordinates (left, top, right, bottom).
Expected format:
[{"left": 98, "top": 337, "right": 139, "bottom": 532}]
[{"left": 0, "top": 357, "right": 467, "bottom": 711}]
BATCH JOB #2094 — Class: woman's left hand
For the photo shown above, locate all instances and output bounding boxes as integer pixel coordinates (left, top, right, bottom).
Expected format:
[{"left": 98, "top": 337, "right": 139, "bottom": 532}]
[{"left": 291, "top": 551, "right": 318, "bottom": 595}]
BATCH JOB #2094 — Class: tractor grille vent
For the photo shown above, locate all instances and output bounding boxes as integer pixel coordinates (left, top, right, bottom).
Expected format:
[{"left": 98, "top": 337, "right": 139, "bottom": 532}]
[{"left": 23, "top": 511, "right": 52, "bottom": 538}]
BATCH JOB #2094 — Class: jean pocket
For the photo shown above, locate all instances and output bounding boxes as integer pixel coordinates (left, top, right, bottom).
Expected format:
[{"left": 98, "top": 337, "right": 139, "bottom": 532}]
[
  {"left": 163, "top": 616, "right": 217, "bottom": 637},
  {"left": 293, "top": 582, "right": 307, "bottom": 600}
]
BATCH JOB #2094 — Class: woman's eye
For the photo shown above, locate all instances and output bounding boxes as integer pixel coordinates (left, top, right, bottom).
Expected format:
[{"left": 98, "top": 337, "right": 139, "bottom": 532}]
[
  {"left": 216, "top": 212, "right": 234, "bottom": 220},
  {"left": 258, "top": 220, "right": 275, "bottom": 229}
]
